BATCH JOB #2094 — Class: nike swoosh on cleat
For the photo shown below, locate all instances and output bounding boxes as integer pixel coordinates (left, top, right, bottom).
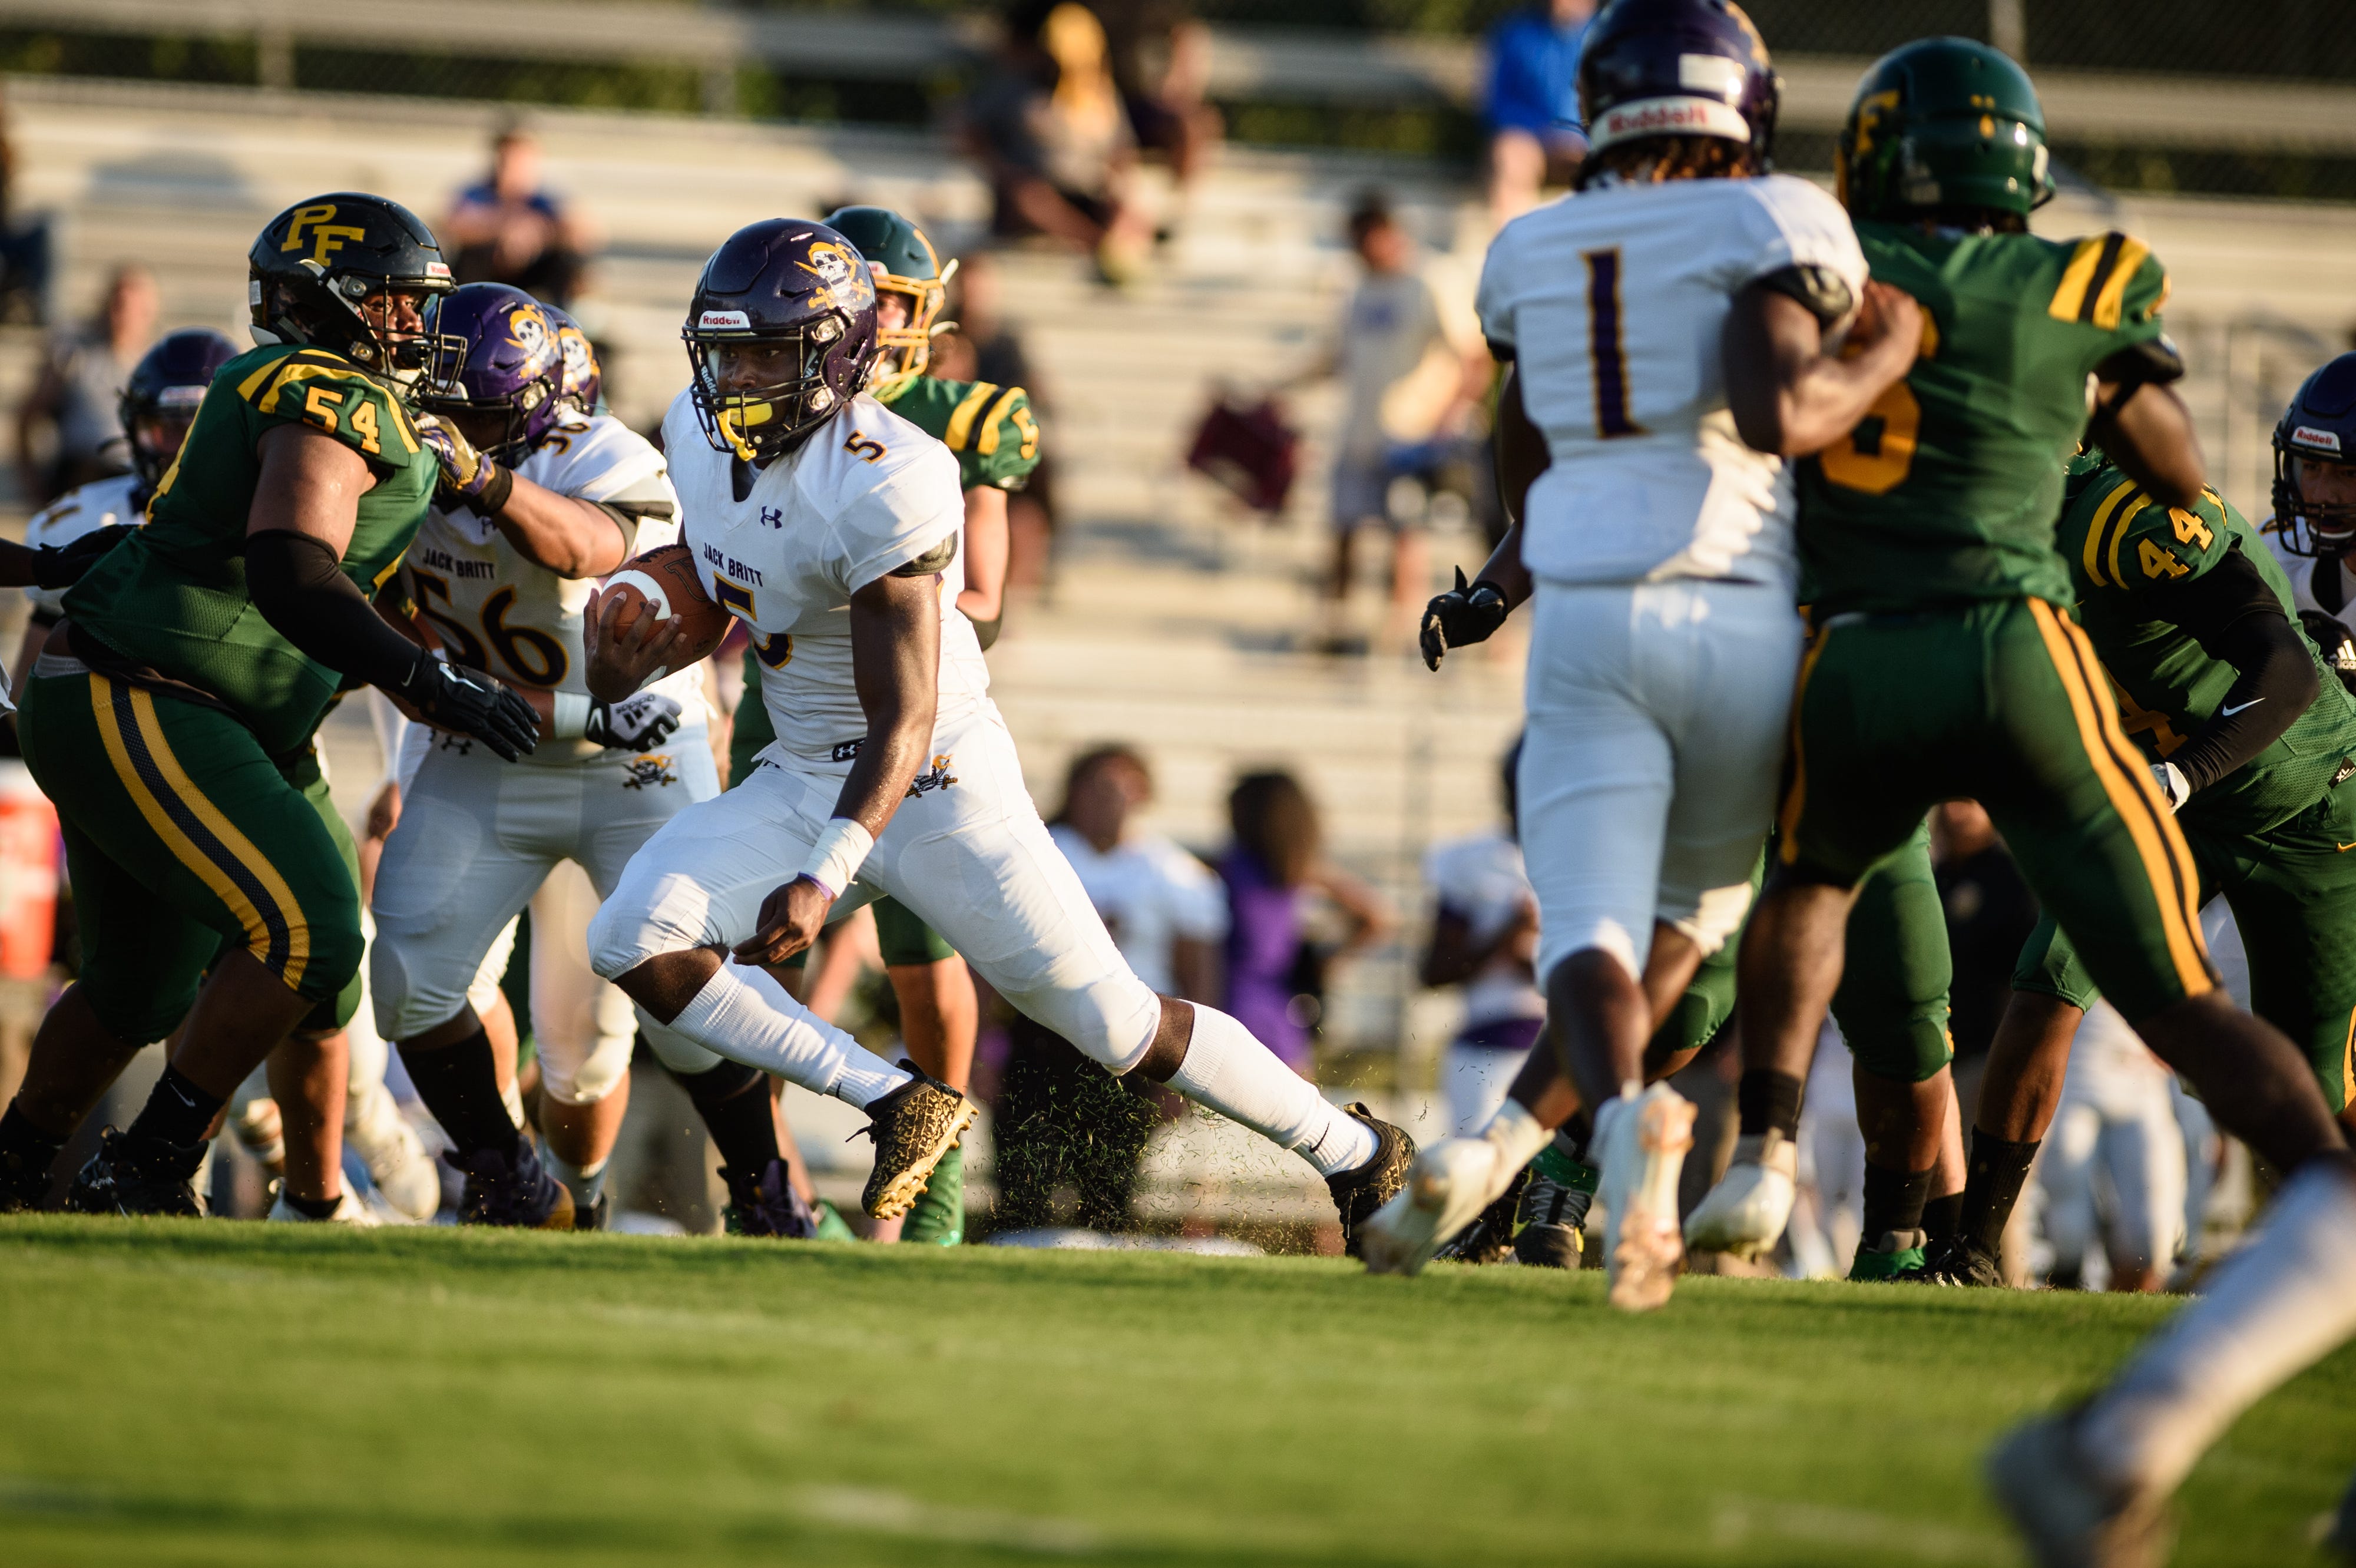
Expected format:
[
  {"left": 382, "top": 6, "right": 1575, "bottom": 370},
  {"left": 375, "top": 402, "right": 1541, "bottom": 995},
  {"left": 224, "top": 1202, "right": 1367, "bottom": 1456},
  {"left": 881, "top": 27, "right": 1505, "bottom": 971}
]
[{"left": 2221, "top": 699, "right": 2265, "bottom": 715}]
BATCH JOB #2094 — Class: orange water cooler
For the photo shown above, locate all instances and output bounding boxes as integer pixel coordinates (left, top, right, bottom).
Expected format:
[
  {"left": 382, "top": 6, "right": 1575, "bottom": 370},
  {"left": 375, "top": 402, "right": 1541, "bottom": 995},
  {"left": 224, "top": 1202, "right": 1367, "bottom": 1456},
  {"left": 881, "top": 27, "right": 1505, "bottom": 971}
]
[{"left": 0, "top": 758, "right": 59, "bottom": 978}]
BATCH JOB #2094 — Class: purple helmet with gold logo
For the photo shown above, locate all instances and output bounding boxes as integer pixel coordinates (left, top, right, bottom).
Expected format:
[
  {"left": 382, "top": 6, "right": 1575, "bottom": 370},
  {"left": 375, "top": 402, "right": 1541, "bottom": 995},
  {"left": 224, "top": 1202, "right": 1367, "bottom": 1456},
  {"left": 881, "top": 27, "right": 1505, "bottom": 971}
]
[
  {"left": 1577, "top": 0, "right": 1781, "bottom": 166},
  {"left": 683, "top": 218, "right": 879, "bottom": 463},
  {"left": 419, "top": 282, "right": 566, "bottom": 462},
  {"left": 543, "top": 303, "right": 603, "bottom": 416}
]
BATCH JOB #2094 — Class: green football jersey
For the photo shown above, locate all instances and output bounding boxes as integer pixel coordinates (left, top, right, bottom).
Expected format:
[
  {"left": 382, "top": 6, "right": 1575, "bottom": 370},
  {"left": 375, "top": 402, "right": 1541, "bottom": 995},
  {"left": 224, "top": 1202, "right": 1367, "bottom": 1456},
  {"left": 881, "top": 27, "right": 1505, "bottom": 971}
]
[
  {"left": 2059, "top": 456, "right": 2356, "bottom": 836},
  {"left": 1799, "top": 222, "right": 2171, "bottom": 615},
  {"left": 64, "top": 342, "right": 435, "bottom": 756},
  {"left": 877, "top": 374, "right": 1040, "bottom": 492}
]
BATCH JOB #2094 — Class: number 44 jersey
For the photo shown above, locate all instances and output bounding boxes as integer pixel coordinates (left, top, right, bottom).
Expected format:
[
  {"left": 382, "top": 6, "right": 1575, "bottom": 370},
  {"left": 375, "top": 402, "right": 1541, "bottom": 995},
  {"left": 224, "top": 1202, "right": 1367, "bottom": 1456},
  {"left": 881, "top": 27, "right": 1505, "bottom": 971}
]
[
  {"left": 409, "top": 409, "right": 705, "bottom": 760},
  {"left": 1475, "top": 173, "right": 1867, "bottom": 592}
]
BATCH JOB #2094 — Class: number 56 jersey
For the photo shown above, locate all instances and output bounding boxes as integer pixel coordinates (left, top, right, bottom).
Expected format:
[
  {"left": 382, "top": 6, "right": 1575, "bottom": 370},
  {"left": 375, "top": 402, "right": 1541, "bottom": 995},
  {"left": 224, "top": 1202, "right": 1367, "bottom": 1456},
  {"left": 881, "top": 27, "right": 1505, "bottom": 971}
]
[
  {"left": 409, "top": 410, "right": 704, "bottom": 763},
  {"left": 1476, "top": 174, "right": 1867, "bottom": 592},
  {"left": 663, "top": 388, "right": 991, "bottom": 766}
]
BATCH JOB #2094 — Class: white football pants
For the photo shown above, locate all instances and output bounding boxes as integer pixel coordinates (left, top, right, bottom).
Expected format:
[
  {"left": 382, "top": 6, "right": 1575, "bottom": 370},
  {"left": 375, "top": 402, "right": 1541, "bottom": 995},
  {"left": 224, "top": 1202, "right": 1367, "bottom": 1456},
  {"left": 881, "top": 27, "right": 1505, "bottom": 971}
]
[{"left": 1519, "top": 578, "right": 1802, "bottom": 987}]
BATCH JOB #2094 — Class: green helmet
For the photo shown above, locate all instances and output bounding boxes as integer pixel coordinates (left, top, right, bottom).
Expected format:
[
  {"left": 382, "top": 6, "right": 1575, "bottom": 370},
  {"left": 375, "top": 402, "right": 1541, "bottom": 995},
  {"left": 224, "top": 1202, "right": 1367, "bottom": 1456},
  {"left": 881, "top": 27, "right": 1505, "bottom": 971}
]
[
  {"left": 1835, "top": 38, "right": 2053, "bottom": 224},
  {"left": 823, "top": 204, "right": 952, "bottom": 392}
]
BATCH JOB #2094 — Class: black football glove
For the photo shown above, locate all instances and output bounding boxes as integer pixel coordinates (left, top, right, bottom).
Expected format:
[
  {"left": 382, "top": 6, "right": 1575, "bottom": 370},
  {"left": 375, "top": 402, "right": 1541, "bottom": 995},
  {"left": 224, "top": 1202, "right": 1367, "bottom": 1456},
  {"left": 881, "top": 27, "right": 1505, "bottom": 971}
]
[
  {"left": 396, "top": 654, "right": 540, "bottom": 762},
  {"left": 1419, "top": 566, "right": 1511, "bottom": 671},
  {"left": 34, "top": 524, "right": 134, "bottom": 591},
  {"left": 585, "top": 690, "right": 683, "bottom": 751},
  {"left": 2299, "top": 608, "right": 2356, "bottom": 695}
]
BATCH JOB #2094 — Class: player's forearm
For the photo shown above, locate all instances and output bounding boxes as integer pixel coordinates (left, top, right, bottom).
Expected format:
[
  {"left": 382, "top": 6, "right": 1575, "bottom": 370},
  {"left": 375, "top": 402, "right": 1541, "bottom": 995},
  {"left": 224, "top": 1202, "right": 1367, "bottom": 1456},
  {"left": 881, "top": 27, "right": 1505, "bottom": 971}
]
[
  {"left": 1474, "top": 520, "right": 1533, "bottom": 610},
  {"left": 1767, "top": 345, "right": 1914, "bottom": 458},
  {"left": 0, "top": 538, "right": 40, "bottom": 588},
  {"left": 835, "top": 574, "right": 942, "bottom": 838},
  {"left": 955, "top": 486, "right": 1009, "bottom": 627},
  {"left": 485, "top": 474, "right": 631, "bottom": 578},
  {"left": 2170, "top": 614, "right": 2317, "bottom": 794},
  {"left": 2093, "top": 378, "right": 2203, "bottom": 511}
]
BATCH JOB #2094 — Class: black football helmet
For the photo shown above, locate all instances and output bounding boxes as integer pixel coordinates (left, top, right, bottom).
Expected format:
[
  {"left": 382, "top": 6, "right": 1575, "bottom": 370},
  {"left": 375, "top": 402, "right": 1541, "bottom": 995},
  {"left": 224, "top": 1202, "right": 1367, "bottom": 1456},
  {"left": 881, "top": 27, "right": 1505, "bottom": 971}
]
[
  {"left": 683, "top": 219, "right": 881, "bottom": 463},
  {"left": 118, "top": 327, "right": 237, "bottom": 489},
  {"left": 2273, "top": 353, "right": 2356, "bottom": 559},
  {"left": 248, "top": 193, "right": 453, "bottom": 391},
  {"left": 1577, "top": 0, "right": 1780, "bottom": 166}
]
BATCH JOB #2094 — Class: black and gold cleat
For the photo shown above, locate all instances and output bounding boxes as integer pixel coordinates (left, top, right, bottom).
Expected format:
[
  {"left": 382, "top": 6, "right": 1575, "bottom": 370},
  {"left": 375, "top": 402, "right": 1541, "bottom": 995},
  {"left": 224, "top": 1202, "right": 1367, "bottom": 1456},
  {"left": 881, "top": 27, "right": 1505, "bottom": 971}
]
[
  {"left": 64, "top": 1127, "right": 205, "bottom": 1218},
  {"left": 1432, "top": 1162, "right": 1528, "bottom": 1265},
  {"left": 1325, "top": 1104, "right": 1415, "bottom": 1259},
  {"left": 855, "top": 1066, "right": 977, "bottom": 1220}
]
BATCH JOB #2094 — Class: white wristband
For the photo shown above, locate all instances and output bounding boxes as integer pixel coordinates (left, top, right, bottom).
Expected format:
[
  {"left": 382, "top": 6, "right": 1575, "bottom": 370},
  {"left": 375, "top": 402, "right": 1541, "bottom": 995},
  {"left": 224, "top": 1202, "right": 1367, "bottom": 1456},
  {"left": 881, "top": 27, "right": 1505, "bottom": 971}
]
[
  {"left": 798, "top": 818, "right": 874, "bottom": 899},
  {"left": 550, "top": 691, "right": 591, "bottom": 740}
]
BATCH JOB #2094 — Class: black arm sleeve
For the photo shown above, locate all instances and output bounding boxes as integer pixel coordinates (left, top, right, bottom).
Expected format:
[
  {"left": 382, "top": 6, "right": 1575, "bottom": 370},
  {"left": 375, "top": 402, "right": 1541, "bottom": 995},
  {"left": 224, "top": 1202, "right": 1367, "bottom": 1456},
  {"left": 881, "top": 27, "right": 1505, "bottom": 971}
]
[
  {"left": 2142, "top": 545, "right": 2321, "bottom": 794},
  {"left": 245, "top": 530, "right": 426, "bottom": 692}
]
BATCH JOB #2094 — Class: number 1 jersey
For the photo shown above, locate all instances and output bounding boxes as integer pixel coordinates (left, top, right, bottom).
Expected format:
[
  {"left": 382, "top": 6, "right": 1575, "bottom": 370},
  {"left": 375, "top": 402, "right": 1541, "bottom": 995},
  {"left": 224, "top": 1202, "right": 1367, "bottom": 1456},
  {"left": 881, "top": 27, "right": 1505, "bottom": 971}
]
[{"left": 1475, "top": 174, "right": 1867, "bottom": 592}]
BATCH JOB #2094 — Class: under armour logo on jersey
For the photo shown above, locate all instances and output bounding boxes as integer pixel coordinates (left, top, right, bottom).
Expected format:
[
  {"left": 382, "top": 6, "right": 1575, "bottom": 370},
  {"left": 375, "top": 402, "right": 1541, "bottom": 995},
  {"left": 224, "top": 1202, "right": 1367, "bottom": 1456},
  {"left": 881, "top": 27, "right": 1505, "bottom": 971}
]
[{"left": 759, "top": 506, "right": 784, "bottom": 530}]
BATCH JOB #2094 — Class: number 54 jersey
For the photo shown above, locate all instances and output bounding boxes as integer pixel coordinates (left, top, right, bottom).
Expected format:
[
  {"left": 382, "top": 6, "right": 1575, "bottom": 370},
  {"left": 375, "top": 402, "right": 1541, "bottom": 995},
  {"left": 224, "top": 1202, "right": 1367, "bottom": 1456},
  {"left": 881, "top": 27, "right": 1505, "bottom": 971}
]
[
  {"left": 1475, "top": 174, "right": 1867, "bottom": 592},
  {"left": 409, "top": 410, "right": 706, "bottom": 760},
  {"left": 663, "top": 388, "right": 991, "bottom": 766}
]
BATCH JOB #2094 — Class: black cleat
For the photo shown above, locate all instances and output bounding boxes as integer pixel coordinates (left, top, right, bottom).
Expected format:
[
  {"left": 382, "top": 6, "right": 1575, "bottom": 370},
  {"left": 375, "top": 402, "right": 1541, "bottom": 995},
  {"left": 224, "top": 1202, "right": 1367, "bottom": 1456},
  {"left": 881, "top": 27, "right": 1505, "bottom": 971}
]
[
  {"left": 1, "top": 1144, "right": 57, "bottom": 1213},
  {"left": 571, "top": 1190, "right": 613, "bottom": 1232},
  {"left": 1895, "top": 1235, "right": 2006, "bottom": 1288},
  {"left": 65, "top": 1127, "right": 205, "bottom": 1217},
  {"left": 1511, "top": 1152, "right": 1593, "bottom": 1270},
  {"left": 451, "top": 1142, "right": 575, "bottom": 1230},
  {"left": 722, "top": 1157, "right": 819, "bottom": 1239},
  {"left": 1433, "top": 1162, "right": 1527, "bottom": 1265},
  {"left": 855, "top": 1066, "right": 977, "bottom": 1220},
  {"left": 1326, "top": 1104, "right": 1415, "bottom": 1259}
]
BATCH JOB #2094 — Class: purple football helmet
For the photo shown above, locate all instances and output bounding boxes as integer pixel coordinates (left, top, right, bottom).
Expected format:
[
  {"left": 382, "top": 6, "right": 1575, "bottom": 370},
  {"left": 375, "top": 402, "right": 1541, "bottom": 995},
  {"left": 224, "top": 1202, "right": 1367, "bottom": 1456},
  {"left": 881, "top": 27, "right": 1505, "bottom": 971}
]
[
  {"left": 120, "top": 326, "right": 237, "bottom": 488},
  {"left": 683, "top": 218, "right": 879, "bottom": 463},
  {"left": 2273, "top": 353, "right": 2356, "bottom": 559},
  {"left": 543, "top": 303, "right": 603, "bottom": 416},
  {"left": 1577, "top": 0, "right": 1781, "bottom": 164},
  {"left": 419, "top": 282, "right": 567, "bottom": 462}
]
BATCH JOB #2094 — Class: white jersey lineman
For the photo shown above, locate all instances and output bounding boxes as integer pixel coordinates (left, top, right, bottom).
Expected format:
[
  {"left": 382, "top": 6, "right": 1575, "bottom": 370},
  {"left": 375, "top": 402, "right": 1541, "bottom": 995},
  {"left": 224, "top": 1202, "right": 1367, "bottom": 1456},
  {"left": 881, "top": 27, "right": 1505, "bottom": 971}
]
[
  {"left": 2264, "top": 520, "right": 2355, "bottom": 634},
  {"left": 370, "top": 410, "right": 717, "bottom": 1110},
  {"left": 587, "top": 392, "right": 1381, "bottom": 1186},
  {"left": 22, "top": 472, "right": 141, "bottom": 623},
  {"left": 1476, "top": 173, "right": 1867, "bottom": 984}
]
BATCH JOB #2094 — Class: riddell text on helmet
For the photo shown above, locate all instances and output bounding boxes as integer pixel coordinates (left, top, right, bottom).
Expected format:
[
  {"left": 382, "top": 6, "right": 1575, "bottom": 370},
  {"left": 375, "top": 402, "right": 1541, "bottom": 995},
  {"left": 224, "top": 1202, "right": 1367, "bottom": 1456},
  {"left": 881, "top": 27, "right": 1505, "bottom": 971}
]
[{"left": 1596, "top": 97, "right": 1750, "bottom": 147}]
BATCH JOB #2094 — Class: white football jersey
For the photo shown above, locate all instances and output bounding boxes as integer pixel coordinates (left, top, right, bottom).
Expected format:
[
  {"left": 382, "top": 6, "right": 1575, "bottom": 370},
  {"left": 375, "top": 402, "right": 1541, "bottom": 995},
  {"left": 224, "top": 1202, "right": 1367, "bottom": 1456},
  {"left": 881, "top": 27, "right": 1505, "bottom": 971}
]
[
  {"left": 409, "top": 412, "right": 700, "bottom": 763},
  {"left": 2262, "top": 521, "right": 2354, "bottom": 634},
  {"left": 1477, "top": 174, "right": 1867, "bottom": 590},
  {"left": 663, "top": 390, "right": 990, "bottom": 765},
  {"left": 24, "top": 471, "right": 141, "bottom": 620},
  {"left": 1421, "top": 826, "right": 1545, "bottom": 1029}
]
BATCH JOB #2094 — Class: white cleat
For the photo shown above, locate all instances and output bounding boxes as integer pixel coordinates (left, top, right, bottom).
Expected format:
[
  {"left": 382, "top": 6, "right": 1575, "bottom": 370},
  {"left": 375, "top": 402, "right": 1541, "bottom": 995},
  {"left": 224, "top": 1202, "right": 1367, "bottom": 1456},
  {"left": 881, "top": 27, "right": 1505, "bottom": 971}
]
[
  {"left": 345, "top": 1083, "right": 441, "bottom": 1222},
  {"left": 1682, "top": 1130, "right": 1797, "bottom": 1262},
  {"left": 1360, "top": 1136, "right": 1512, "bottom": 1276},
  {"left": 1987, "top": 1411, "right": 2172, "bottom": 1568},
  {"left": 1595, "top": 1083, "right": 1695, "bottom": 1313},
  {"left": 267, "top": 1187, "right": 379, "bottom": 1225}
]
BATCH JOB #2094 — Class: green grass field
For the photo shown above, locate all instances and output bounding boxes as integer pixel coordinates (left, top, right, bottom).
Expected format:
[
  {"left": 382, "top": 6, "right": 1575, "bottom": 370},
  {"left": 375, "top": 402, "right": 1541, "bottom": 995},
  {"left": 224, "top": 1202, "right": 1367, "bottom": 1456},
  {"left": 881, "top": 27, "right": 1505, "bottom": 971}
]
[{"left": 2, "top": 1218, "right": 2349, "bottom": 1567}]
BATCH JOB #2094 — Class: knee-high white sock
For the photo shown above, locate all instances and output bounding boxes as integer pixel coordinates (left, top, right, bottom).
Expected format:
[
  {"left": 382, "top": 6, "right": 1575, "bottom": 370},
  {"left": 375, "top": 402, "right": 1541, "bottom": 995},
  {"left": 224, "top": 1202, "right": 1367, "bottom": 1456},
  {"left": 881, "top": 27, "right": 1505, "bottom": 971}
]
[
  {"left": 1476, "top": 1097, "right": 1551, "bottom": 1174},
  {"left": 1168, "top": 1005, "right": 1377, "bottom": 1177},
  {"left": 669, "top": 960, "right": 910, "bottom": 1109},
  {"left": 2079, "top": 1161, "right": 2356, "bottom": 1496}
]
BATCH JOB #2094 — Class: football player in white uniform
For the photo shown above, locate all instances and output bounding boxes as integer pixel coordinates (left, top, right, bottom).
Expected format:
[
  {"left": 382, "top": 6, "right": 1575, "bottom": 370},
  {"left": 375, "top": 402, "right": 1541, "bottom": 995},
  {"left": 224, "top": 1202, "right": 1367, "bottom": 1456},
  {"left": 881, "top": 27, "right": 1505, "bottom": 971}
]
[
  {"left": 1363, "top": 0, "right": 1921, "bottom": 1308},
  {"left": 582, "top": 219, "right": 1413, "bottom": 1239},
  {"left": 372, "top": 284, "right": 713, "bottom": 1230}
]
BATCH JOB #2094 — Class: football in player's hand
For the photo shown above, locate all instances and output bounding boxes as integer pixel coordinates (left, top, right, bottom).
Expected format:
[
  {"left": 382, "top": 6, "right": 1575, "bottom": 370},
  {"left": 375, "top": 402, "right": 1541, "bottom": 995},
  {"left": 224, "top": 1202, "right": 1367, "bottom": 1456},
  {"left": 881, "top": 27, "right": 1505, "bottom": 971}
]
[{"left": 601, "top": 542, "right": 730, "bottom": 662}]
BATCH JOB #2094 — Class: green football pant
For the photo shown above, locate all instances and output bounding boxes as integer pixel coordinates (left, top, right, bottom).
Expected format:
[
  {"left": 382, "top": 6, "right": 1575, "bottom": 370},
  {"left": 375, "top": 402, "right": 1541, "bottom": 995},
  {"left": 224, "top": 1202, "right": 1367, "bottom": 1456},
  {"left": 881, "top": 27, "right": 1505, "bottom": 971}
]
[
  {"left": 2016, "top": 781, "right": 2356, "bottom": 1112},
  {"left": 1653, "top": 826, "right": 1953, "bottom": 1083},
  {"left": 737, "top": 656, "right": 958, "bottom": 974},
  {"left": 17, "top": 670, "right": 363, "bottom": 1044},
  {"left": 1780, "top": 598, "right": 2214, "bottom": 1024}
]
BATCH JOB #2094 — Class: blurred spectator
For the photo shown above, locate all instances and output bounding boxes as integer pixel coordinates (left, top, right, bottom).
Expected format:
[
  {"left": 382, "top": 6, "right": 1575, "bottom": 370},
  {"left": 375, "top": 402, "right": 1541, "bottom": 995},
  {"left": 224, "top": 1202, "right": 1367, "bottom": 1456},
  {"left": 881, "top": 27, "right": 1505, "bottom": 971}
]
[
  {"left": 2039, "top": 999, "right": 2186, "bottom": 1292},
  {"left": 442, "top": 126, "right": 597, "bottom": 307},
  {"left": 1289, "top": 191, "right": 1488, "bottom": 654},
  {"left": 1483, "top": 0, "right": 1596, "bottom": 226},
  {"left": 1219, "top": 770, "right": 1389, "bottom": 1074},
  {"left": 1931, "top": 799, "right": 2039, "bottom": 1123},
  {"left": 1097, "top": 1, "right": 1222, "bottom": 230},
  {"left": 0, "top": 87, "right": 52, "bottom": 324},
  {"left": 15, "top": 264, "right": 154, "bottom": 507},
  {"left": 995, "top": 745, "right": 1222, "bottom": 1232},
  {"left": 963, "top": 2, "right": 1154, "bottom": 286},
  {"left": 938, "top": 253, "right": 1060, "bottom": 597},
  {"left": 1419, "top": 737, "right": 1543, "bottom": 1134}
]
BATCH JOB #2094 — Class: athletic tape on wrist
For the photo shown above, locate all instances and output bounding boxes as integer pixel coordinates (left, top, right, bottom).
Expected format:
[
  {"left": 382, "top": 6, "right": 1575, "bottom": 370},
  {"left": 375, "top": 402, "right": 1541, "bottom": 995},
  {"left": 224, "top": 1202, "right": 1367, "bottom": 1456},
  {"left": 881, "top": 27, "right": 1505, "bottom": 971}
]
[
  {"left": 798, "top": 818, "right": 874, "bottom": 900},
  {"left": 551, "top": 691, "right": 591, "bottom": 740}
]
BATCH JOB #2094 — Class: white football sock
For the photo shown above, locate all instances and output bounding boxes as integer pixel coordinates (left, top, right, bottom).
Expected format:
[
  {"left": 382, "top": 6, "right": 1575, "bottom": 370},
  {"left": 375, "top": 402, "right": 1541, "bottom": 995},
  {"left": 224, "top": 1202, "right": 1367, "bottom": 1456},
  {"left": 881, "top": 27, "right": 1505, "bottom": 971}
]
[
  {"left": 1477, "top": 1097, "right": 1551, "bottom": 1175},
  {"left": 547, "top": 1150, "right": 608, "bottom": 1210},
  {"left": 1167, "top": 1005, "right": 1377, "bottom": 1177},
  {"left": 2079, "top": 1160, "right": 2356, "bottom": 1497},
  {"left": 669, "top": 959, "right": 911, "bottom": 1109}
]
